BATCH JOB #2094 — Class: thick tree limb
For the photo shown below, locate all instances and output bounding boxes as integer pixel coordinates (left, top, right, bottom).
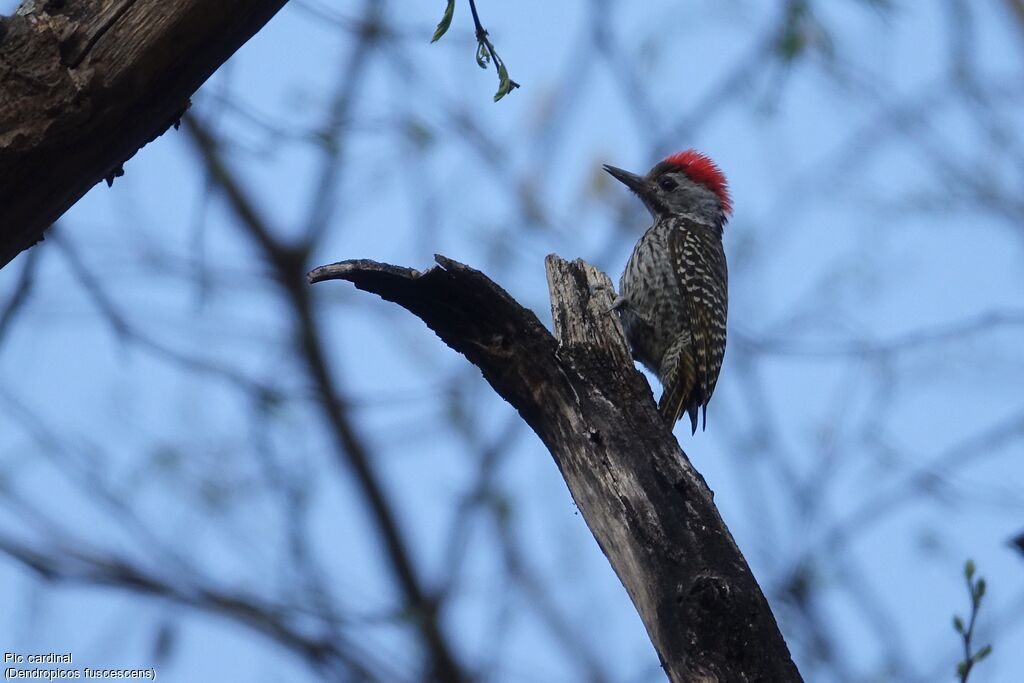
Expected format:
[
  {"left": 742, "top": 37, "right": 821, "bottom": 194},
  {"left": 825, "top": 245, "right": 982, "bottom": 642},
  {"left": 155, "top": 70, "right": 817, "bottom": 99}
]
[
  {"left": 0, "top": 0, "right": 289, "bottom": 269},
  {"left": 308, "top": 255, "right": 803, "bottom": 683}
]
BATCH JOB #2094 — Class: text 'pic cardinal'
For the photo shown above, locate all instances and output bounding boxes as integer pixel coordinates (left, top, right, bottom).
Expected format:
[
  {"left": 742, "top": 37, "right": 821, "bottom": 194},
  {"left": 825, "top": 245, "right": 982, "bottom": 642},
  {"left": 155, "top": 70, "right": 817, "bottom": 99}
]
[{"left": 605, "top": 149, "right": 730, "bottom": 435}]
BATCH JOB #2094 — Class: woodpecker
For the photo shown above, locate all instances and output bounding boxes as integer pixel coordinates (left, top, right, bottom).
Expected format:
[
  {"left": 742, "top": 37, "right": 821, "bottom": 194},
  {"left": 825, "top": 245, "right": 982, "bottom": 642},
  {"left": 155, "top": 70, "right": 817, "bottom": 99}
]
[{"left": 604, "top": 149, "right": 730, "bottom": 433}]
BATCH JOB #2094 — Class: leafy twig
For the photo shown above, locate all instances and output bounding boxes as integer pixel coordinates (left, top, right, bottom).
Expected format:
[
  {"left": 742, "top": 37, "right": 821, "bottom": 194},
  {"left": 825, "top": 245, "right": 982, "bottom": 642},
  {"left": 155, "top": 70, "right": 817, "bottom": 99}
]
[
  {"left": 431, "top": 0, "right": 520, "bottom": 101},
  {"left": 431, "top": 0, "right": 456, "bottom": 42},
  {"left": 953, "top": 560, "right": 993, "bottom": 682}
]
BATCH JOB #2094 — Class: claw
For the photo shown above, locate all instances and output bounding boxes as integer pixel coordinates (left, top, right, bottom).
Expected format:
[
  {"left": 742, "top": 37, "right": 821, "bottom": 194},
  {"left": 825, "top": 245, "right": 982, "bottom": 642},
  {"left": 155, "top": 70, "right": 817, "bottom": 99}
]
[
  {"left": 588, "top": 283, "right": 628, "bottom": 315},
  {"left": 607, "top": 295, "right": 629, "bottom": 315}
]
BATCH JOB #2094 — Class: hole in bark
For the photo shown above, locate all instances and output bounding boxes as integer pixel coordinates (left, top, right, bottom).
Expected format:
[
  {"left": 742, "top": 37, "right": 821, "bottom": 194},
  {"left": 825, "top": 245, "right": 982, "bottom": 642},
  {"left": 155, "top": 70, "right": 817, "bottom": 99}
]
[{"left": 689, "top": 574, "right": 728, "bottom": 614}]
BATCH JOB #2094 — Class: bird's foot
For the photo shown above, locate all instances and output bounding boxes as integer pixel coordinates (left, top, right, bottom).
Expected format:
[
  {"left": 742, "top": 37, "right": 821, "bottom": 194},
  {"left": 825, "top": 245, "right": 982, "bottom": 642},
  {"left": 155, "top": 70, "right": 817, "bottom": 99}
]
[
  {"left": 588, "top": 284, "right": 628, "bottom": 315},
  {"left": 608, "top": 295, "right": 629, "bottom": 311}
]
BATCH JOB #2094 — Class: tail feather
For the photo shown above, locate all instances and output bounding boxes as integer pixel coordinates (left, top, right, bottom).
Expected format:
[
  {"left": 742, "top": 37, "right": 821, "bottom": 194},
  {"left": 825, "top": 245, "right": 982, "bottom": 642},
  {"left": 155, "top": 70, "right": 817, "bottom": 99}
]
[
  {"left": 657, "top": 335, "right": 697, "bottom": 430},
  {"left": 657, "top": 385, "right": 685, "bottom": 424}
]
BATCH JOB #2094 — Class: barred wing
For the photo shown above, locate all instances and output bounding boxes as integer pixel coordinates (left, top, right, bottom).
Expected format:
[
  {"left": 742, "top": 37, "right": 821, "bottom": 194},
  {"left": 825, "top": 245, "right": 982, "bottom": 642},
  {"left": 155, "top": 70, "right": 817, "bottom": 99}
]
[{"left": 668, "top": 222, "right": 728, "bottom": 431}]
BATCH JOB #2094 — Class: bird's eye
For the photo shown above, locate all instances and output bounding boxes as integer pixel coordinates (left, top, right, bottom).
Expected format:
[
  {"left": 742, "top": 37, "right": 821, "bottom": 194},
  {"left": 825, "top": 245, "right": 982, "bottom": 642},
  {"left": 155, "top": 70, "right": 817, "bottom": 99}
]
[{"left": 658, "top": 177, "right": 677, "bottom": 191}]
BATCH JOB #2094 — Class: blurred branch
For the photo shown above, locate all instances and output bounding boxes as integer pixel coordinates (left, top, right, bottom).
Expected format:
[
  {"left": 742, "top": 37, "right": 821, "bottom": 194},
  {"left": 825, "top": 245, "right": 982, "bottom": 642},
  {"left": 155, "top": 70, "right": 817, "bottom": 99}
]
[
  {"left": 1011, "top": 530, "right": 1024, "bottom": 558},
  {"left": 654, "top": 19, "right": 780, "bottom": 152},
  {"left": 50, "top": 229, "right": 275, "bottom": 398},
  {"left": 1004, "top": 0, "right": 1024, "bottom": 39},
  {"left": 301, "top": 0, "right": 383, "bottom": 245},
  {"left": 438, "top": 414, "right": 524, "bottom": 597},
  {"left": 0, "top": 533, "right": 388, "bottom": 682},
  {"left": 495, "top": 511, "right": 613, "bottom": 683},
  {"left": 589, "top": 0, "right": 659, "bottom": 137},
  {"left": 807, "top": 407, "right": 1024, "bottom": 567},
  {"left": 0, "top": 247, "right": 39, "bottom": 347},
  {"left": 736, "top": 309, "right": 1024, "bottom": 359},
  {"left": 438, "top": 410, "right": 612, "bottom": 682},
  {"left": 0, "top": 0, "right": 289, "bottom": 269},
  {"left": 183, "top": 112, "right": 468, "bottom": 683},
  {"left": 309, "top": 255, "right": 803, "bottom": 682},
  {"left": 0, "top": 388, "right": 201, "bottom": 581}
]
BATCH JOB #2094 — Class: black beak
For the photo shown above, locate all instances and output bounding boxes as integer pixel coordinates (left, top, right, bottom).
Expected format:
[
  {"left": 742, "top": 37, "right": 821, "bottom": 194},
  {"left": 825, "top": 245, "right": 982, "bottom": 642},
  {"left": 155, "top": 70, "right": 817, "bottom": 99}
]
[{"left": 603, "top": 164, "right": 648, "bottom": 197}]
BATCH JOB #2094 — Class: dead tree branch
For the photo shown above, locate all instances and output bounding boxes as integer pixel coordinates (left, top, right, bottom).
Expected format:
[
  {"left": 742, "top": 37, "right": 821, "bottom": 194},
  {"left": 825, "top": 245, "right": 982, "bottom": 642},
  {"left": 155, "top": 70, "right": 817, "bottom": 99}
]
[
  {"left": 0, "top": 0, "right": 289, "bottom": 269},
  {"left": 308, "top": 255, "right": 803, "bottom": 683}
]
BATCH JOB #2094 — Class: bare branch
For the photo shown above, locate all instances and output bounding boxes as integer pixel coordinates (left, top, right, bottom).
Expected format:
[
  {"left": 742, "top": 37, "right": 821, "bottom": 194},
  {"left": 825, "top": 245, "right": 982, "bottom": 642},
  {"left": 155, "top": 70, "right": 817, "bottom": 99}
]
[{"left": 309, "top": 255, "right": 803, "bottom": 682}]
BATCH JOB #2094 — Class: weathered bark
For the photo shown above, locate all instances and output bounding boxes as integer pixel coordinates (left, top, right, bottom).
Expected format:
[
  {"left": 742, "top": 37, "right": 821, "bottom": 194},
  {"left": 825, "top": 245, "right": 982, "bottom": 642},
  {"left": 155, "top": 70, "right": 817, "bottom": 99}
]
[
  {"left": 309, "top": 255, "right": 803, "bottom": 683},
  {"left": 0, "top": 0, "right": 289, "bottom": 269}
]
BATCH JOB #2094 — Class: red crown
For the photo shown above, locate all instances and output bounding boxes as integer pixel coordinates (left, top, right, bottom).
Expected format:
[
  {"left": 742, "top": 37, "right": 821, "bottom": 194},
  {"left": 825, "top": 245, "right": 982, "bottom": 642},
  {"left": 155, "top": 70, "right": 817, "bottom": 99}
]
[{"left": 663, "top": 149, "right": 732, "bottom": 217}]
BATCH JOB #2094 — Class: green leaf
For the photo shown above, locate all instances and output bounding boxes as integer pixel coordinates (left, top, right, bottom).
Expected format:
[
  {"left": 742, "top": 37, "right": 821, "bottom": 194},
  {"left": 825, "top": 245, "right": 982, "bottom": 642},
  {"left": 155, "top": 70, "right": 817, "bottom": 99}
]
[
  {"left": 431, "top": 0, "right": 456, "bottom": 43},
  {"left": 975, "top": 644, "right": 993, "bottom": 662},
  {"left": 476, "top": 42, "right": 490, "bottom": 68},
  {"left": 974, "top": 578, "right": 986, "bottom": 602},
  {"left": 965, "top": 559, "right": 976, "bottom": 581},
  {"left": 493, "top": 62, "right": 511, "bottom": 102},
  {"left": 953, "top": 615, "right": 965, "bottom": 634},
  {"left": 957, "top": 661, "right": 970, "bottom": 677}
]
